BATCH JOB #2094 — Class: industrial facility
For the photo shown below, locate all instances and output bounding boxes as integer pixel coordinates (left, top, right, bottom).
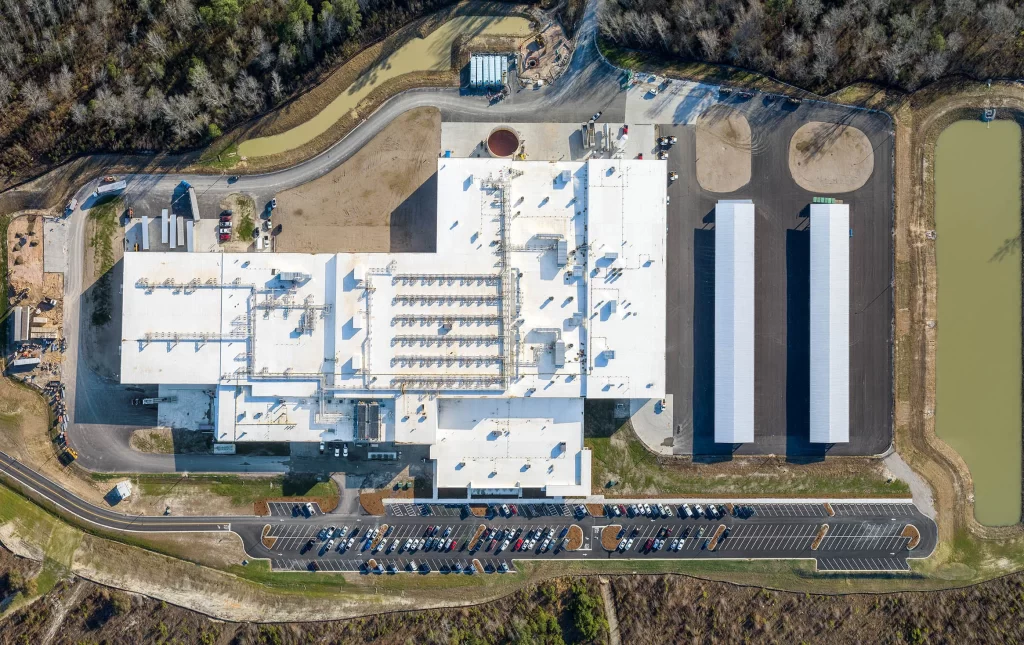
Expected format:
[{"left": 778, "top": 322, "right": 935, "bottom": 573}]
[{"left": 120, "top": 158, "right": 668, "bottom": 498}]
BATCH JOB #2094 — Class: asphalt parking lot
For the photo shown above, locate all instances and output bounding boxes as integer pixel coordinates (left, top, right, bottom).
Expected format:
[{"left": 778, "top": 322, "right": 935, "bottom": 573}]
[
  {"left": 253, "top": 501, "right": 932, "bottom": 574},
  {"left": 664, "top": 94, "right": 894, "bottom": 457}
]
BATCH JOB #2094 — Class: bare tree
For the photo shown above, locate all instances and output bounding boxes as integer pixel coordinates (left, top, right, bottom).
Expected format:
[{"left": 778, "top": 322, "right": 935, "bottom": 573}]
[
  {"left": 47, "top": 64, "right": 73, "bottom": 101},
  {"left": 919, "top": 51, "right": 948, "bottom": 81},
  {"left": 794, "top": 0, "right": 823, "bottom": 27},
  {"left": 92, "top": 86, "right": 126, "bottom": 128},
  {"left": 145, "top": 30, "right": 169, "bottom": 60},
  {"left": 697, "top": 28, "right": 720, "bottom": 59},
  {"left": 69, "top": 101, "right": 88, "bottom": 124},
  {"left": 269, "top": 70, "right": 283, "bottom": 102},
  {"left": 20, "top": 79, "right": 51, "bottom": 114},
  {"left": 232, "top": 70, "right": 263, "bottom": 116},
  {"left": 0, "top": 72, "right": 13, "bottom": 107},
  {"left": 162, "top": 92, "right": 202, "bottom": 139}
]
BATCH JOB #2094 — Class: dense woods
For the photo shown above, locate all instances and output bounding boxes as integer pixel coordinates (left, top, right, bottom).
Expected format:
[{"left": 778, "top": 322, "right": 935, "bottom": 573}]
[
  {"left": 599, "top": 0, "right": 1024, "bottom": 92},
  {"left": 0, "top": 0, "right": 460, "bottom": 180}
]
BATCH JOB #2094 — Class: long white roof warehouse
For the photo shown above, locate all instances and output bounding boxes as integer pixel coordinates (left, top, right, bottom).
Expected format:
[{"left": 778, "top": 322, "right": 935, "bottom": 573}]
[
  {"left": 714, "top": 200, "right": 756, "bottom": 444},
  {"left": 120, "top": 157, "right": 667, "bottom": 498},
  {"left": 809, "top": 203, "right": 850, "bottom": 444}
]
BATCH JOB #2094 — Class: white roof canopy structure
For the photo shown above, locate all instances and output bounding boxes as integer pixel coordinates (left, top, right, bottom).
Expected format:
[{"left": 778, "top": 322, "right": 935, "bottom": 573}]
[
  {"left": 809, "top": 203, "right": 850, "bottom": 444},
  {"left": 714, "top": 200, "right": 755, "bottom": 444}
]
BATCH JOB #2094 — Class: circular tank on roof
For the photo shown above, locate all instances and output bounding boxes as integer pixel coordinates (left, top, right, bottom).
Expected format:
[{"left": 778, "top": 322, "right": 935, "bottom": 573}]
[{"left": 486, "top": 127, "right": 521, "bottom": 158}]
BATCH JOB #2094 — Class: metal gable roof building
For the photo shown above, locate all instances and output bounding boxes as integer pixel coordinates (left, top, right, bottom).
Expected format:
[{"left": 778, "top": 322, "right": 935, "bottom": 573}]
[
  {"left": 714, "top": 200, "right": 756, "bottom": 444},
  {"left": 809, "top": 203, "right": 850, "bottom": 444}
]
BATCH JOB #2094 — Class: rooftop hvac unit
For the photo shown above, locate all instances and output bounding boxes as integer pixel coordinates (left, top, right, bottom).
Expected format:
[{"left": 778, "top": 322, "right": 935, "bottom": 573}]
[
  {"left": 608, "top": 300, "right": 617, "bottom": 313},
  {"left": 278, "top": 271, "right": 310, "bottom": 283},
  {"left": 554, "top": 340, "right": 566, "bottom": 367},
  {"left": 560, "top": 169, "right": 571, "bottom": 184}
]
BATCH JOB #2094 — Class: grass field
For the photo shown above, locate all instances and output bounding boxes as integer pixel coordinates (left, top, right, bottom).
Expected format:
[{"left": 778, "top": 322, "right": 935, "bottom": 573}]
[{"left": 88, "top": 473, "right": 338, "bottom": 509}]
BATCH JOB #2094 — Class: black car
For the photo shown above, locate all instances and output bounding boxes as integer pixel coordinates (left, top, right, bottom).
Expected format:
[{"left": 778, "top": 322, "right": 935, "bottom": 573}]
[{"left": 227, "top": 175, "right": 239, "bottom": 184}]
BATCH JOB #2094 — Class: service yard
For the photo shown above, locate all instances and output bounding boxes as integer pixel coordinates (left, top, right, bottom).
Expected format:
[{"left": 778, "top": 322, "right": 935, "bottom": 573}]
[{"left": 663, "top": 94, "right": 893, "bottom": 458}]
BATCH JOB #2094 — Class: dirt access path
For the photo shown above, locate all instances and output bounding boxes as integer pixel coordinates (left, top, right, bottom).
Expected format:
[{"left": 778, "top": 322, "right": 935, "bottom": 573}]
[{"left": 275, "top": 107, "right": 441, "bottom": 254}]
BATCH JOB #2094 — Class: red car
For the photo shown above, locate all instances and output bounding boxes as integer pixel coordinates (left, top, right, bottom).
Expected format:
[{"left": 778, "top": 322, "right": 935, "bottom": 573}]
[
  {"left": 509, "top": 504, "right": 518, "bottom": 516},
  {"left": 644, "top": 538, "right": 654, "bottom": 552},
  {"left": 218, "top": 232, "right": 230, "bottom": 242},
  {"left": 514, "top": 538, "right": 524, "bottom": 551},
  {"left": 447, "top": 539, "right": 457, "bottom": 552}
]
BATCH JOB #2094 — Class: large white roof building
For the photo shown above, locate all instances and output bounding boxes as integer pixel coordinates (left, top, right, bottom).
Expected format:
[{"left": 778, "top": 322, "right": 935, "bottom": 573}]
[
  {"left": 714, "top": 200, "right": 755, "bottom": 444},
  {"left": 120, "top": 158, "right": 667, "bottom": 498},
  {"left": 809, "top": 203, "right": 850, "bottom": 444}
]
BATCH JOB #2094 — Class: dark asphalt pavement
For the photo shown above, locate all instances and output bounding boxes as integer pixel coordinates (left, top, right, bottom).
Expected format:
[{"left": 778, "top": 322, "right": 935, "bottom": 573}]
[
  {"left": 664, "top": 95, "right": 894, "bottom": 457},
  {"left": 0, "top": 450, "right": 937, "bottom": 573}
]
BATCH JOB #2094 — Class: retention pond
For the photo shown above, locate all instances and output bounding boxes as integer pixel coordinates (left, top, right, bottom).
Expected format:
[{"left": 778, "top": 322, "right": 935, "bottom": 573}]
[{"left": 935, "top": 119, "right": 1022, "bottom": 526}]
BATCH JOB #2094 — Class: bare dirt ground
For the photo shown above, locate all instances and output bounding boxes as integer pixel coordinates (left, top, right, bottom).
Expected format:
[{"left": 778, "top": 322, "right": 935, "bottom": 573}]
[
  {"left": 789, "top": 121, "right": 874, "bottom": 193},
  {"left": 695, "top": 105, "right": 751, "bottom": 192},
  {"left": 6, "top": 215, "right": 43, "bottom": 291},
  {"left": 5, "top": 213, "right": 65, "bottom": 383},
  {"left": 275, "top": 107, "right": 441, "bottom": 254}
]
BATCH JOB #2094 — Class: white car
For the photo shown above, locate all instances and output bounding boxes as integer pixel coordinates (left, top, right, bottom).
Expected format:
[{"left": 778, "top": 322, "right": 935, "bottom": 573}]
[
  {"left": 326, "top": 538, "right": 335, "bottom": 551},
  {"left": 643, "top": 503, "right": 652, "bottom": 516},
  {"left": 346, "top": 537, "right": 355, "bottom": 549}
]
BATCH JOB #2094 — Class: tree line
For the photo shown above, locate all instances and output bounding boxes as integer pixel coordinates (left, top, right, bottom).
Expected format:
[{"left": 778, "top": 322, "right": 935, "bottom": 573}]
[
  {"left": 599, "top": 0, "right": 1024, "bottom": 93},
  {"left": 0, "top": 0, "right": 464, "bottom": 180}
]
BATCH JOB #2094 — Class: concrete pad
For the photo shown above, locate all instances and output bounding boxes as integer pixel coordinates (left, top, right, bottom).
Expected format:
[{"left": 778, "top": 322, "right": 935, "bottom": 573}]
[
  {"left": 629, "top": 396, "right": 673, "bottom": 456},
  {"left": 789, "top": 121, "right": 874, "bottom": 193},
  {"left": 156, "top": 385, "right": 215, "bottom": 430},
  {"left": 440, "top": 122, "right": 656, "bottom": 161},
  {"left": 43, "top": 218, "right": 69, "bottom": 273},
  {"left": 625, "top": 78, "right": 718, "bottom": 125}
]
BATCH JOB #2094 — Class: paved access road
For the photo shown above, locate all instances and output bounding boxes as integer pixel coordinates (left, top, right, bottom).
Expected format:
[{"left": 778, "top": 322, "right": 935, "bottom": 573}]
[{"left": 0, "top": 449, "right": 937, "bottom": 574}]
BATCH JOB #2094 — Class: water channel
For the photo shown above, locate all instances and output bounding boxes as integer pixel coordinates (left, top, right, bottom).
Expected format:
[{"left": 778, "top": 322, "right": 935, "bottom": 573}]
[
  {"left": 238, "top": 15, "right": 533, "bottom": 158},
  {"left": 935, "top": 119, "right": 1022, "bottom": 526}
]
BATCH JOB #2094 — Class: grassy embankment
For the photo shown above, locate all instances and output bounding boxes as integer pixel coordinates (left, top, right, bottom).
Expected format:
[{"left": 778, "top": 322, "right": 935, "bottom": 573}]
[
  {"left": 584, "top": 401, "right": 910, "bottom": 499},
  {"left": 86, "top": 197, "right": 121, "bottom": 326}
]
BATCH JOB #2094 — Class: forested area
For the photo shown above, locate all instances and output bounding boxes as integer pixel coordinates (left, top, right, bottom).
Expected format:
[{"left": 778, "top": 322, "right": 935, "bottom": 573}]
[
  {"left": 0, "top": 0, "right": 462, "bottom": 179},
  {"left": 599, "top": 0, "right": 1024, "bottom": 93}
]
